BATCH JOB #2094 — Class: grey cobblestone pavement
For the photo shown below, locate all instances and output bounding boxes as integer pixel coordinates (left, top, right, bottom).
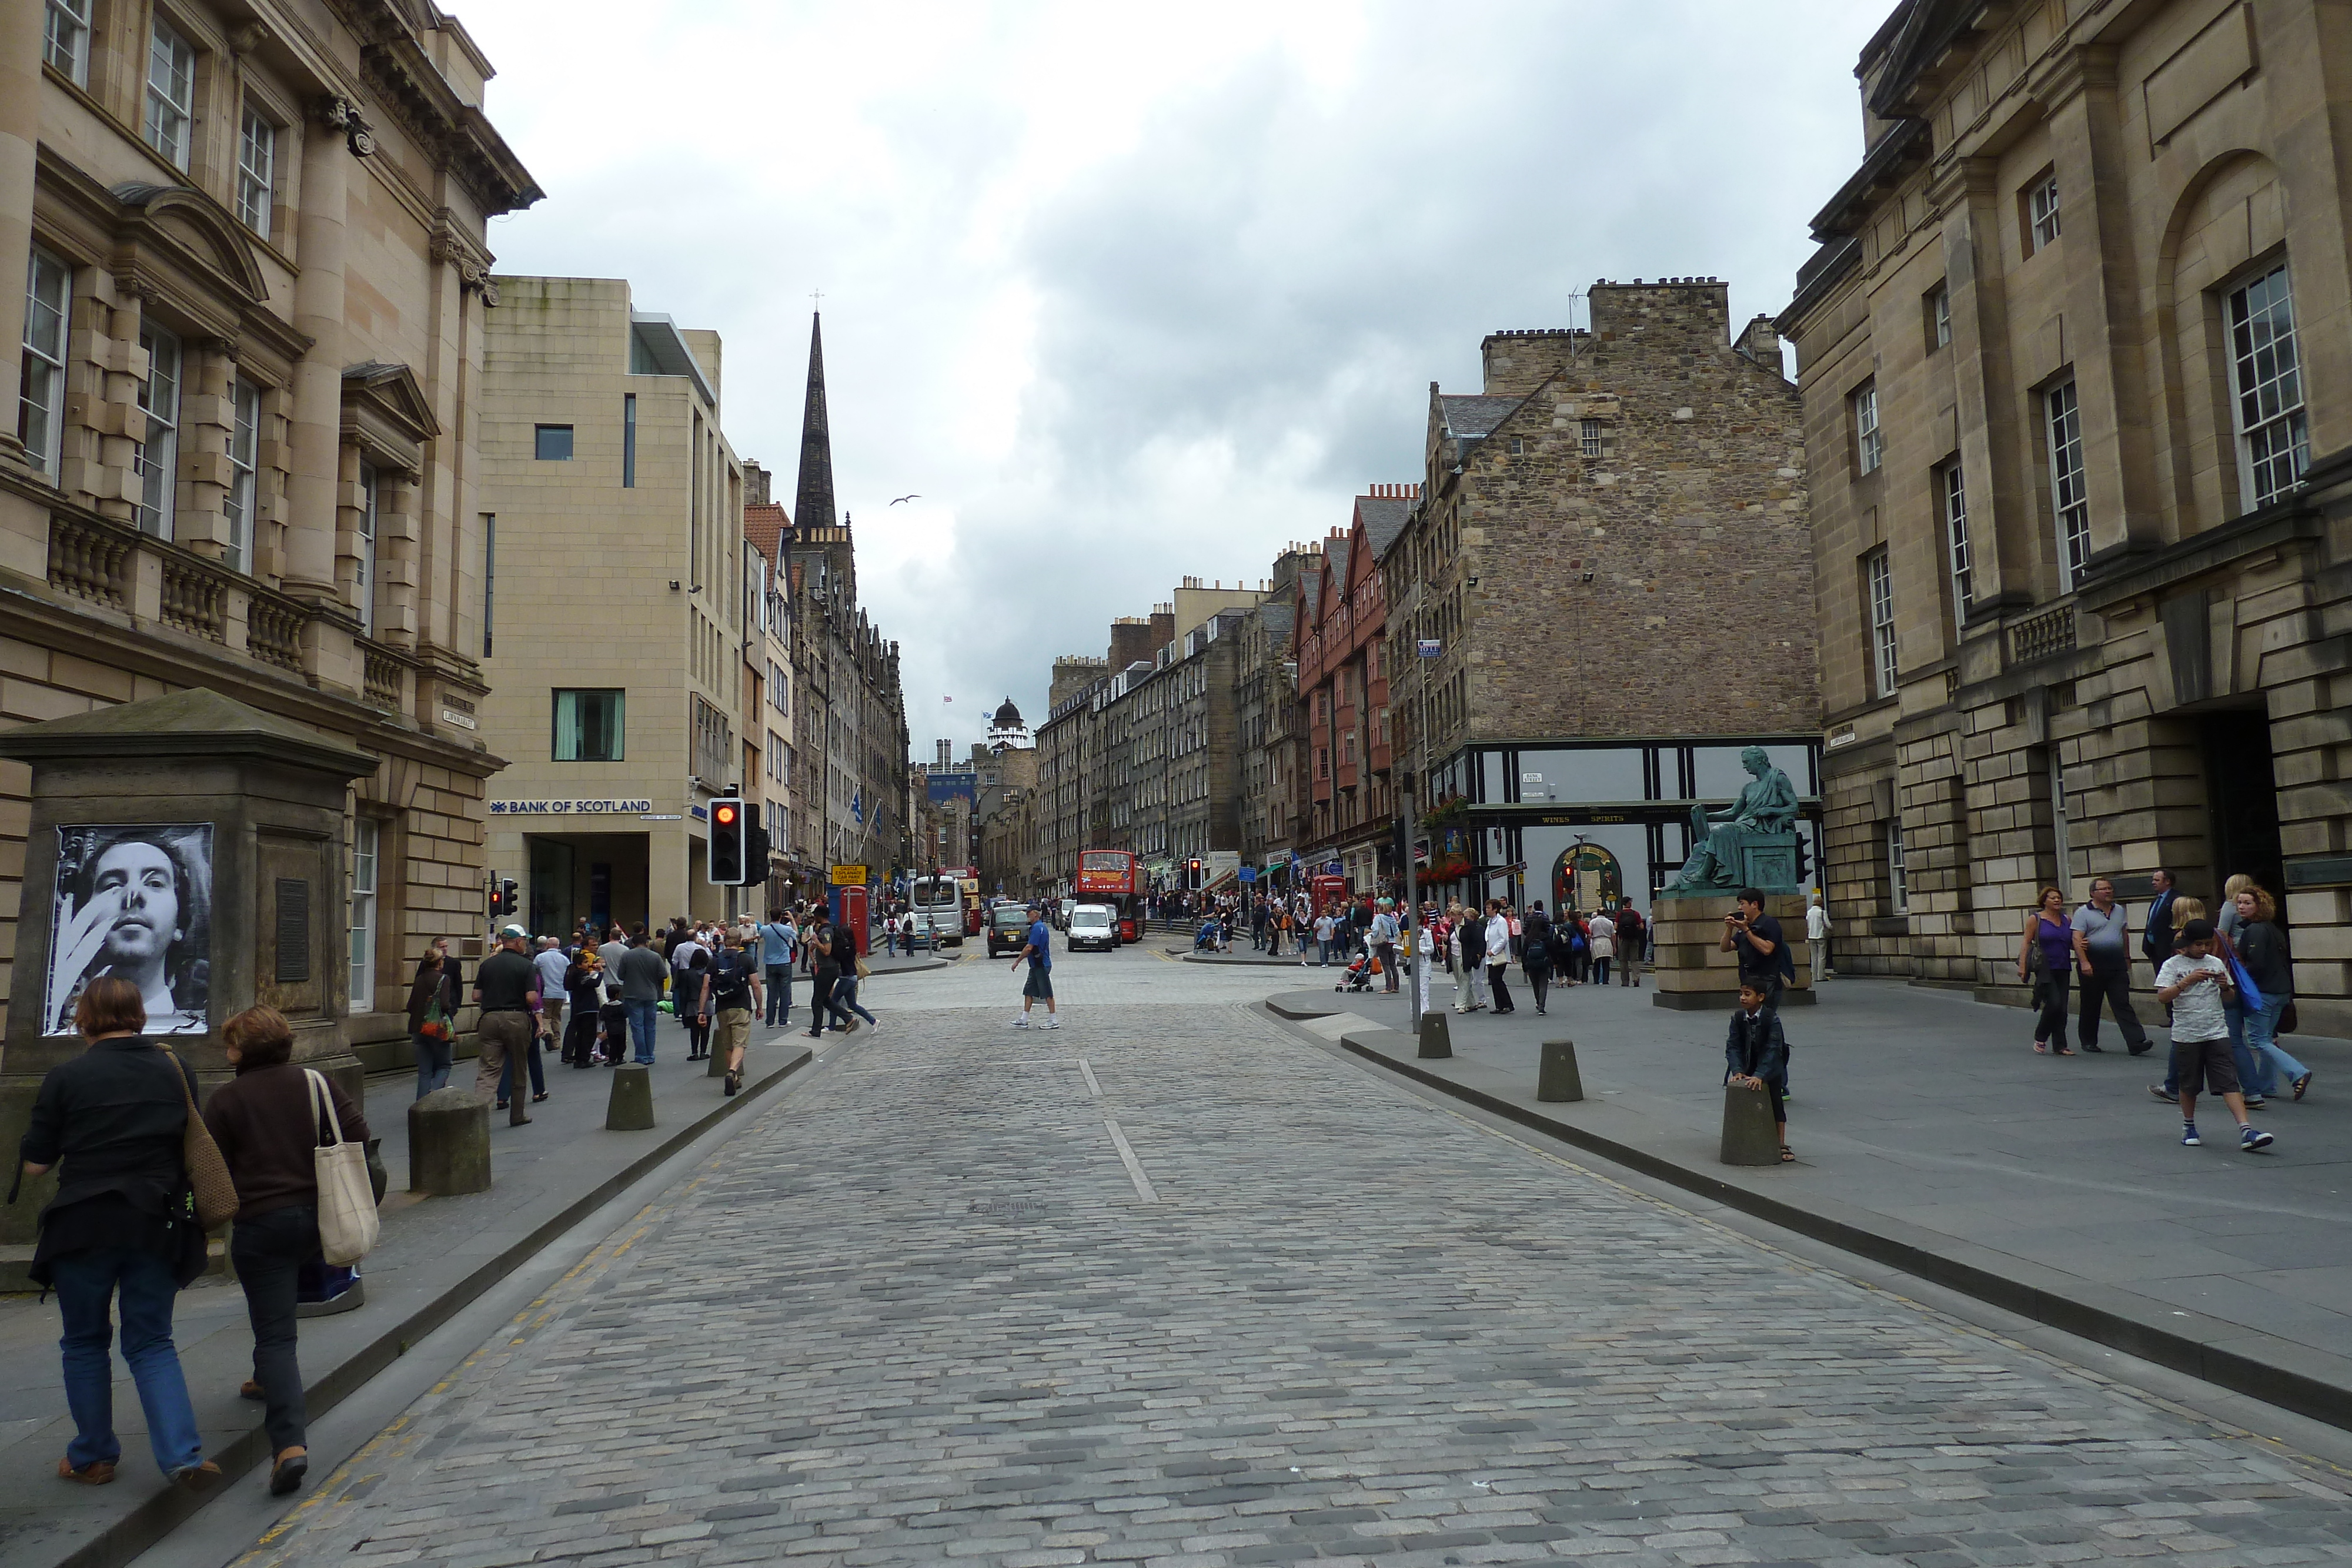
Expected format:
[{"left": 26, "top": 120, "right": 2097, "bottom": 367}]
[{"left": 232, "top": 950, "right": 2352, "bottom": 1567}]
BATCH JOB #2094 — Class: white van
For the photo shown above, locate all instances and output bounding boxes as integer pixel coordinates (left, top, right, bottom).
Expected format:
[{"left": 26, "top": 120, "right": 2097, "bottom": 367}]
[{"left": 1067, "top": 903, "right": 1118, "bottom": 952}]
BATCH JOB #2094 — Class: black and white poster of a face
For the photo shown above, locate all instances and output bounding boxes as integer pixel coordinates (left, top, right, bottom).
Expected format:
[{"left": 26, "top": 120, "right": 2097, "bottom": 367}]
[{"left": 46, "top": 824, "right": 212, "bottom": 1036}]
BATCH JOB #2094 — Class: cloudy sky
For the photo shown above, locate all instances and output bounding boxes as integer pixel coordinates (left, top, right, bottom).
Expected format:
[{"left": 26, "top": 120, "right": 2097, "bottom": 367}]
[{"left": 467, "top": 0, "right": 1890, "bottom": 757}]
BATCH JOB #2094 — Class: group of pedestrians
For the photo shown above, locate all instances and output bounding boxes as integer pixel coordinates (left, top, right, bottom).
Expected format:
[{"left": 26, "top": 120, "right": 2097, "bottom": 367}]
[
  {"left": 2015, "top": 868, "right": 2308, "bottom": 1153},
  {"left": 14, "top": 979, "right": 370, "bottom": 1497},
  {"left": 1421, "top": 894, "right": 1649, "bottom": 1016}
]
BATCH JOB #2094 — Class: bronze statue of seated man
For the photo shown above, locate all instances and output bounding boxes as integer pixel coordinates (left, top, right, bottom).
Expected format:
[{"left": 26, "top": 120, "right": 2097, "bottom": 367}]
[{"left": 1671, "top": 747, "right": 1799, "bottom": 893}]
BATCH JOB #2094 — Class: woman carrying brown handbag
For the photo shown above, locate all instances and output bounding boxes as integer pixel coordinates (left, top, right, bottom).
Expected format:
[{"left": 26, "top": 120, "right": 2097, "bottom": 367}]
[
  {"left": 12, "top": 976, "right": 218, "bottom": 1489},
  {"left": 202, "top": 1005, "right": 372, "bottom": 1496}
]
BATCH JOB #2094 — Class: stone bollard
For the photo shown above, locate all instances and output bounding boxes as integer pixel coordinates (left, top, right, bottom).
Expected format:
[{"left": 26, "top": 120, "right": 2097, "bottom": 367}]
[
  {"left": 408, "top": 1088, "right": 491, "bottom": 1196},
  {"left": 607, "top": 1063, "right": 655, "bottom": 1130},
  {"left": 1720, "top": 1081, "right": 1780, "bottom": 1165},
  {"left": 709, "top": 1041, "right": 729, "bottom": 1077},
  {"left": 1537, "top": 1039, "right": 1583, "bottom": 1103},
  {"left": 1417, "top": 1010, "right": 1452, "bottom": 1059}
]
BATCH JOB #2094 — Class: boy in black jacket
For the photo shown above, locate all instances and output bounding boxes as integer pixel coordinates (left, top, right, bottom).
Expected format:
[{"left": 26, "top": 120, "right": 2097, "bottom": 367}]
[{"left": 1725, "top": 979, "right": 1792, "bottom": 1162}]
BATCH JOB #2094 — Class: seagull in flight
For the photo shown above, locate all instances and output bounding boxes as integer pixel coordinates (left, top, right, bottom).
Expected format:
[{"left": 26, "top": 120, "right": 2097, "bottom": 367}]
[{"left": 890, "top": 494, "right": 921, "bottom": 505}]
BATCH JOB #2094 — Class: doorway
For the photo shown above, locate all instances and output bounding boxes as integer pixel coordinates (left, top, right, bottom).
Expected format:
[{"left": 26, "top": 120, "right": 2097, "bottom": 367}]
[{"left": 2200, "top": 709, "right": 2283, "bottom": 907}]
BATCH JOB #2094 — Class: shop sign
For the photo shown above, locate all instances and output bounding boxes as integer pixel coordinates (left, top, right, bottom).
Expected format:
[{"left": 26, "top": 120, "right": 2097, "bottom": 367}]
[
  {"left": 489, "top": 799, "right": 654, "bottom": 816},
  {"left": 1534, "top": 812, "right": 1631, "bottom": 825},
  {"left": 831, "top": 864, "right": 868, "bottom": 885}
]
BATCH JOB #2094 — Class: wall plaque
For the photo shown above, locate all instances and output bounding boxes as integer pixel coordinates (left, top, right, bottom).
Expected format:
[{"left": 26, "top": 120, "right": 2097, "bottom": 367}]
[{"left": 275, "top": 878, "right": 310, "bottom": 982}]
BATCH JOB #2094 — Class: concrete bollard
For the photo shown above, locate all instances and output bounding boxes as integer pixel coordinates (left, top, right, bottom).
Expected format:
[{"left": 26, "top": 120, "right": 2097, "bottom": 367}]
[
  {"left": 607, "top": 1062, "right": 655, "bottom": 1130},
  {"left": 1537, "top": 1040, "right": 1583, "bottom": 1102},
  {"left": 1417, "top": 1011, "right": 1452, "bottom": 1059},
  {"left": 408, "top": 1088, "right": 491, "bottom": 1196},
  {"left": 708, "top": 1041, "right": 729, "bottom": 1077},
  {"left": 1720, "top": 1081, "right": 1780, "bottom": 1165}
]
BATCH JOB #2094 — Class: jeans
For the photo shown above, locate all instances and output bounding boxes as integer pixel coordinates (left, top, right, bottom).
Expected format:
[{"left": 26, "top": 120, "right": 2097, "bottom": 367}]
[
  {"left": 1526, "top": 965, "right": 1551, "bottom": 1011},
  {"left": 412, "top": 1029, "right": 452, "bottom": 1099},
  {"left": 497, "top": 1031, "right": 545, "bottom": 1101},
  {"left": 2242, "top": 994, "right": 2307, "bottom": 1097},
  {"left": 764, "top": 965, "right": 791, "bottom": 1025},
  {"left": 1374, "top": 942, "right": 1398, "bottom": 991},
  {"left": 833, "top": 975, "right": 877, "bottom": 1025},
  {"left": 2035, "top": 968, "right": 2073, "bottom": 1051},
  {"left": 1317, "top": 938, "right": 1332, "bottom": 966},
  {"left": 52, "top": 1247, "right": 203, "bottom": 1474},
  {"left": 230, "top": 1205, "right": 318, "bottom": 1455},
  {"left": 2078, "top": 964, "right": 2149, "bottom": 1051},
  {"left": 1592, "top": 956, "right": 1612, "bottom": 985},
  {"left": 806, "top": 974, "right": 840, "bottom": 1035},
  {"left": 624, "top": 998, "right": 659, "bottom": 1063}
]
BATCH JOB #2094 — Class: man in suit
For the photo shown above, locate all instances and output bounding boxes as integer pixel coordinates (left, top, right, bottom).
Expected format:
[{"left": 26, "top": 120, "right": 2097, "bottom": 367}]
[{"left": 2141, "top": 867, "right": 2177, "bottom": 971}]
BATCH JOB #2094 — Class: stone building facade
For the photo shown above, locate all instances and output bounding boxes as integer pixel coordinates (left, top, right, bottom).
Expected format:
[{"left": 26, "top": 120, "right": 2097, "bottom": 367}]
[
  {"left": 1381, "top": 284, "right": 1822, "bottom": 914},
  {"left": 1234, "top": 561, "right": 1302, "bottom": 881},
  {"left": 1782, "top": 0, "right": 2352, "bottom": 1033},
  {"left": 479, "top": 278, "right": 757, "bottom": 932},
  {"left": 1297, "top": 490, "right": 1411, "bottom": 892},
  {"left": 0, "top": 0, "right": 536, "bottom": 1067}
]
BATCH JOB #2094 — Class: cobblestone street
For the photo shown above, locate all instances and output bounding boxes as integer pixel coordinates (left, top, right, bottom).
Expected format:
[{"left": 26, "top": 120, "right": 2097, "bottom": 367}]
[{"left": 234, "top": 952, "right": 2352, "bottom": 1567}]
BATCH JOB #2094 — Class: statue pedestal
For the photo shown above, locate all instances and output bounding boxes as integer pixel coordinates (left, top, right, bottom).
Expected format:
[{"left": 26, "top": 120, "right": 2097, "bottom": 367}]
[
  {"left": 1650, "top": 892, "right": 1815, "bottom": 1012},
  {"left": 0, "top": 689, "right": 377, "bottom": 1251}
]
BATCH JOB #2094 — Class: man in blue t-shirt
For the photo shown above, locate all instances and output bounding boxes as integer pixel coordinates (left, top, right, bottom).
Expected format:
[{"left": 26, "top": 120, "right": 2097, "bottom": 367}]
[
  {"left": 757, "top": 908, "right": 795, "bottom": 1027},
  {"left": 1010, "top": 902, "right": 1059, "bottom": 1030}
]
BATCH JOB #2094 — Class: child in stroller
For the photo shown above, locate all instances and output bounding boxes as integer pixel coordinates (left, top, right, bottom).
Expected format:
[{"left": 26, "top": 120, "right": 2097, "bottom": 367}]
[{"left": 1335, "top": 938, "right": 1377, "bottom": 992}]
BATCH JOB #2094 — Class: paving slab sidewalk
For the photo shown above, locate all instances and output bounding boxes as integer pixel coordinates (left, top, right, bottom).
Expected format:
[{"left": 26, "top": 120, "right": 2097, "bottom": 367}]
[
  {"left": 1269, "top": 970, "right": 2352, "bottom": 1430},
  {"left": 0, "top": 1012, "right": 827, "bottom": 1568}
]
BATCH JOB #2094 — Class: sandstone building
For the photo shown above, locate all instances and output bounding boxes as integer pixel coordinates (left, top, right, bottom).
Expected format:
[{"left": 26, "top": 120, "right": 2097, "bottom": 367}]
[
  {"left": 1382, "top": 284, "right": 1822, "bottom": 915},
  {"left": 0, "top": 0, "right": 536, "bottom": 1075},
  {"left": 1781, "top": 0, "right": 2352, "bottom": 1033},
  {"left": 478, "top": 278, "right": 761, "bottom": 932}
]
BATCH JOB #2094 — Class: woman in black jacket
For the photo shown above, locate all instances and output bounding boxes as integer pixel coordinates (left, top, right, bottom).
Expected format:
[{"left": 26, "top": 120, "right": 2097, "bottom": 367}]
[
  {"left": 405, "top": 938, "right": 460, "bottom": 1099},
  {"left": 15, "top": 977, "right": 217, "bottom": 1489}
]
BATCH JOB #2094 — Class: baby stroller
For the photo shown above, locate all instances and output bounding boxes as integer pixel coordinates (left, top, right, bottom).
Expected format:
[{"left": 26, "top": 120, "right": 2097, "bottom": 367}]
[
  {"left": 1335, "top": 941, "right": 1377, "bottom": 993},
  {"left": 1194, "top": 920, "right": 1224, "bottom": 951}
]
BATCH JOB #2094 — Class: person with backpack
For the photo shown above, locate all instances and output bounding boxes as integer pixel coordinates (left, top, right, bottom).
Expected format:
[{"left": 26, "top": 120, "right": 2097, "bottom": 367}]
[
  {"left": 1521, "top": 901, "right": 1555, "bottom": 1015},
  {"left": 706, "top": 929, "right": 764, "bottom": 1096},
  {"left": 1615, "top": 897, "right": 1646, "bottom": 986}
]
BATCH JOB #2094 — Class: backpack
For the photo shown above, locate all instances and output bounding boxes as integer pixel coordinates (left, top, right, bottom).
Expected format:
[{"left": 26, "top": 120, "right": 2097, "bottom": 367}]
[{"left": 709, "top": 948, "right": 754, "bottom": 1008}]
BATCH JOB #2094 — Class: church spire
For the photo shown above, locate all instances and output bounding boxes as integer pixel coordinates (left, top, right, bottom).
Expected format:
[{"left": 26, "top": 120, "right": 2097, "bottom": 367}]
[{"left": 791, "top": 312, "right": 837, "bottom": 536}]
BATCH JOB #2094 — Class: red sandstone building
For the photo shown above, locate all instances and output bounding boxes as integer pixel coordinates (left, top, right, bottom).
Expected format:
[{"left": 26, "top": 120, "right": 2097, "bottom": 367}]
[{"left": 1294, "top": 487, "right": 1414, "bottom": 894}]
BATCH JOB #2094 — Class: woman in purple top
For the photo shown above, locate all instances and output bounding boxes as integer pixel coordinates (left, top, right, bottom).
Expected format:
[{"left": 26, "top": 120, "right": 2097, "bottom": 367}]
[{"left": 2016, "top": 884, "right": 2077, "bottom": 1055}]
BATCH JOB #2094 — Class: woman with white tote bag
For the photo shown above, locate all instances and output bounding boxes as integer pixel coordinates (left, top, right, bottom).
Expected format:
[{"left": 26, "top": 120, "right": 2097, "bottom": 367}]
[{"left": 202, "top": 1006, "right": 375, "bottom": 1497}]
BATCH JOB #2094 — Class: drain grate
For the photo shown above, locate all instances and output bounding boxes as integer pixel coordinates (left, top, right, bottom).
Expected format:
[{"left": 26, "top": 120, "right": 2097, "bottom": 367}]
[{"left": 965, "top": 1197, "right": 1050, "bottom": 1221}]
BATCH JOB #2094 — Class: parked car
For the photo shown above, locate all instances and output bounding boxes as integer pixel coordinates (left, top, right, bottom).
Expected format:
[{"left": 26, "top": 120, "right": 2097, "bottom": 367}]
[
  {"left": 985, "top": 904, "right": 1035, "bottom": 957},
  {"left": 1067, "top": 903, "right": 1118, "bottom": 952},
  {"left": 1056, "top": 897, "right": 1076, "bottom": 931}
]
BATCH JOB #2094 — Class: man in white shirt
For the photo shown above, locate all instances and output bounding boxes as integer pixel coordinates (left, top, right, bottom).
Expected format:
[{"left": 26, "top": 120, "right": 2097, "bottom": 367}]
[
  {"left": 1806, "top": 895, "right": 1832, "bottom": 977},
  {"left": 533, "top": 936, "right": 570, "bottom": 1045}
]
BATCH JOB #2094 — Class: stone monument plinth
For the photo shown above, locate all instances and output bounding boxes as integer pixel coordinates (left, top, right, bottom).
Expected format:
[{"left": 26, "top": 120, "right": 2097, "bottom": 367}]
[
  {"left": 1649, "top": 892, "right": 1814, "bottom": 1011},
  {"left": 0, "top": 689, "right": 377, "bottom": 1261}
]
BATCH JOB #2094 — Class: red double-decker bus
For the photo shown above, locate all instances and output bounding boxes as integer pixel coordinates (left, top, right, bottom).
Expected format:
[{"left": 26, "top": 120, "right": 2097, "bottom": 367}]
[{"left": 1074, "top": 849, "right": 1142, "bottom": 942}]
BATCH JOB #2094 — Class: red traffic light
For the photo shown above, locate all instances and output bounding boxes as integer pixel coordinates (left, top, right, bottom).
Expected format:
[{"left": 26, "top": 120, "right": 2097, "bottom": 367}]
[{"left": 714, "top": 804, "right": 739, "bottom": 826}]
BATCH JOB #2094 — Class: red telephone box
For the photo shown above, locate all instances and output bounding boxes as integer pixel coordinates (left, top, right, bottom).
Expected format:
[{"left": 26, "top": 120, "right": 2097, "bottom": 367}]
[
  {"left": 1310, "top": 873, "right": 1347, "bottom": 911},
  {"left": 838, "top": 885, "right": 870, "bottom": 955}
]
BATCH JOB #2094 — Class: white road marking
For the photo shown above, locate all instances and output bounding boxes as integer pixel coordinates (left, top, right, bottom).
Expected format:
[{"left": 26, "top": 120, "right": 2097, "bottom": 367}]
[
  {"left": 1077, "top": 1058, "right": 1103, "bottom": 1098},
  {"left": 1102, "top": 1118, "right": 1158, "bottom": 1202}
]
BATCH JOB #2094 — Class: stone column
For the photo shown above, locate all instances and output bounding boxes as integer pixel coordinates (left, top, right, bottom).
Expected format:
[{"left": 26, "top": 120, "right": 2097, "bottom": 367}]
[
  {"left": 0, "top": 0, "right": 39, "bottom": 472},
  {"left": 1937, "top": 156, "right": 2034, "bottom": 613},
  {"left": 0, "top": 688, "right": 377, "bottom": 1278},
  {"left": 285, "top": 101, "right": 352, "bottom": 597}
]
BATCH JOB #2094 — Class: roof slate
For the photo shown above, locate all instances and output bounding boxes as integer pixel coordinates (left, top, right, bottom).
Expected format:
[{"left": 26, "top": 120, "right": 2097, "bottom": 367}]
[
  {"left": 1439, "top": 394, "right": 1522, "bottom": 438},
  {"left": 1357, "top": 494, "right": 1411, "bottom": 557}
]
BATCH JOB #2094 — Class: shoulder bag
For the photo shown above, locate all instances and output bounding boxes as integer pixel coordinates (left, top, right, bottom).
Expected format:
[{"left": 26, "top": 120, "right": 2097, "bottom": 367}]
[
  {"left": 306, "top": 1069, "right": 380, "bottom": 1265},
  {"left": 160, "top": 1044, "right": 240, "bottom": 1232}
]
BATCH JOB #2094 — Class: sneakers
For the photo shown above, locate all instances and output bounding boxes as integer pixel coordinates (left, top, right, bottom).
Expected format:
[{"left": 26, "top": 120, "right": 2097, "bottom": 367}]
[
  {"left": 2241, "top": 1126, "right": 2275, "bottom": 1152},
  {"left": 2181, "top": 1124, "right": 2201, "bottom": 1146},
  {"left": 1040, "top": 1017, "right": 1061, "bottom": 1029},
  {"left": 2293, "top": 1071, "right": 2313, "bottom": 1101},
  {"left": 1011, "top": 1015, "right": 1030, "bottom": 1028},
  {"left": 2243, "top": 1094, "right": 2267, "bottom": 1108},
  {"left": 2149, "top": 1084, "right": 2179, "bottom": 1104}
]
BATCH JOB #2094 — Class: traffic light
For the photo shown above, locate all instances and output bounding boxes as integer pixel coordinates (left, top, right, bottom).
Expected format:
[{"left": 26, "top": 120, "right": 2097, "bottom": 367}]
[
  {"left": 499, "top": 878, "right": 518, "bottom": 916},
  {"left": 1188, "top": 857, "right": 1202, "bottom": 889},
  {"left": 486, "top": 872, "right": 502, "bottom": 920},
  {"left": 709, "top": 797, "right": 745, "bottom": 884}
]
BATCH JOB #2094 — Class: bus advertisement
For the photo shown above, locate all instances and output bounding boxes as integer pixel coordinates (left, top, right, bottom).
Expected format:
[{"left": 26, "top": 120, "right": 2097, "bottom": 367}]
[{"left": 1075, "top": 848, "right": 1142, "bottom": 942}]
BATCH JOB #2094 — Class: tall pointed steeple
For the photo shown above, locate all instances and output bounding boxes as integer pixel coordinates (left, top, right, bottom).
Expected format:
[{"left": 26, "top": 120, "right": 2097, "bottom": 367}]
[{"left": 792, "top": 312, "right": 837, "bottom": 537}]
